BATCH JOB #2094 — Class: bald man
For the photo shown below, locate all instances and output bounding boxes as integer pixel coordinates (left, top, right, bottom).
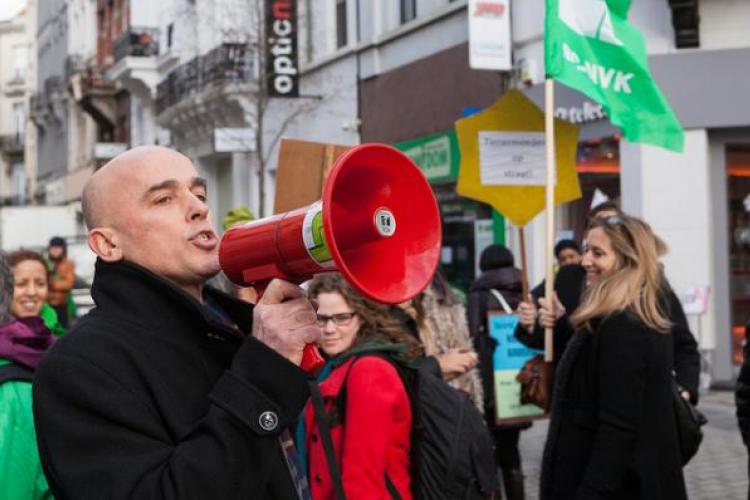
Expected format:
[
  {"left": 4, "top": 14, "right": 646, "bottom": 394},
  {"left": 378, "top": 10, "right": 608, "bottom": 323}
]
[{"left": 32, "top": 147, "right": 319, "bottom": 499}]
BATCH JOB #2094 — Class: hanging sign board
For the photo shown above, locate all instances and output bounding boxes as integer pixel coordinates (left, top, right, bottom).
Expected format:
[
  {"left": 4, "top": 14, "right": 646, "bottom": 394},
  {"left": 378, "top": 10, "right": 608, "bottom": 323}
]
[{"left": 468, "top": 0, "right": 512, "bottom": 71}]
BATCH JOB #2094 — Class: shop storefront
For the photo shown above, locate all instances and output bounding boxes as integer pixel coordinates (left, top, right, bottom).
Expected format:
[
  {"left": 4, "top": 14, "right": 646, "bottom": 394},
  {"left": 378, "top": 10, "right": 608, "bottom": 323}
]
[{"left": 394, "top": 130, "right": 505, "bottom": 293}]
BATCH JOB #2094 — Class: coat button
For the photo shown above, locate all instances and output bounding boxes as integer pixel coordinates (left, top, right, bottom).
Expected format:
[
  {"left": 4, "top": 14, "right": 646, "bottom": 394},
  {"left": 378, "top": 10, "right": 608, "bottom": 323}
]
[
  {"left": 258, "top": 411, "right": 278, "bottom": 431},
  {"left": 314, "top": 474, "right": 322, "bottom": 483},
  {"left": 311, "top": 434, "right": 318, "bottom": 443}
]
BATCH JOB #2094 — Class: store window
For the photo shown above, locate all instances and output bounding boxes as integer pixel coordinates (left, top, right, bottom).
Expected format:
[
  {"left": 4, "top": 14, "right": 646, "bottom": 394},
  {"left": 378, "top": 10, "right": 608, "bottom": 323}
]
[
  {"left": 726, "top": 145, "right": 750, "bottom": 366},
  {"left": 336, "top": 0, "right": 347, "bottom": 48},
  {"left": 563, "top": 136, "right": 621, "bottom": 242}
]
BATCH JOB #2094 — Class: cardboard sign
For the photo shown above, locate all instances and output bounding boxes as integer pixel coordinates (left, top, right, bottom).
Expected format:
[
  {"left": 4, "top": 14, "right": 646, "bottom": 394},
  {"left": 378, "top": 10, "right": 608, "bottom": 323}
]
[
  {"left": 273, "top": 139, "right": 351, "bottom": 214},
  {"left": 455, "top": 89, "right": 581, "bottom": 226},
  {"left": 488, "top": 312, "right": 546, "bottom": 423}
]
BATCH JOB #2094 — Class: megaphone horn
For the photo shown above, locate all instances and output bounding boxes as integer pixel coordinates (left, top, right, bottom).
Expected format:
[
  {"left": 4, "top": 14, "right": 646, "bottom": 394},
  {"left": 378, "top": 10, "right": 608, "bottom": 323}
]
[{"left": 219, "top": 143, "right": 442, "bottom": 371}]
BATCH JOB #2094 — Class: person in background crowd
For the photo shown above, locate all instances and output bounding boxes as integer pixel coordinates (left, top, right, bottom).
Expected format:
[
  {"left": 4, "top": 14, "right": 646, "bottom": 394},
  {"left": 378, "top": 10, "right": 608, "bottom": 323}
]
[
  {"left": 529, "top": 239, "right": 583, "bottom": 303},
  {"left": 33, "top": 146, "right": 319, "bottom": 499},
  {"left": 45, "top": 236, "right": 76, "bottom": 328},
  {"left": 9, "top": 250, "right": 64, "bottom": 336},
  {"left": 734, "top": 321, "right": 750, "bottom": 494},
  {"left": 468, "top": 244, "right": 527, "bottom": 500},
  {"left": 517, "top": 203, "right": 700, "bottom": 404},
  {"left": 395, "top": 270, "right": 483, "bottom": 411},
  {"left": 540, "top": 214, "right": 687, "bottom": 500},
  {"left": 303, "top": 273, "right": 420, "bottom": 499},
  {"left": 1, "top": 251, "right": 56, "bottom": 499},
  {"left": 553, "top": 239, "right": 582, "bottom": 267}
]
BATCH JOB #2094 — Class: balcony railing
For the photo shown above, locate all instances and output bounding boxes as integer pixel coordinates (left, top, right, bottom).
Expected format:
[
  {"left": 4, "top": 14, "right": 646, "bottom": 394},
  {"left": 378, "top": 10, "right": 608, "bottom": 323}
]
[
  {"left": 113, "top": 27, "right": 160, "bottom": 64},
  {"left": 30, "top": 77, "right": 66, "bottom": 124},
  {"left": 156, "top": 43, "right": 253, "bottom": 115},
  {"left": 0, "top": 134, "right": 24, "bottom": 153},
  {"left": 65, "top": 55, "right": 117, "bottom": 95}
]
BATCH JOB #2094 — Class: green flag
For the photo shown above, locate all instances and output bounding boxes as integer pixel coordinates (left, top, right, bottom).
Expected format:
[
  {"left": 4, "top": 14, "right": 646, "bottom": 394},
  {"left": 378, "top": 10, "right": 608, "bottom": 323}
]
[{"left": 545, "top": 0, "right": 684, "bottom": 152}]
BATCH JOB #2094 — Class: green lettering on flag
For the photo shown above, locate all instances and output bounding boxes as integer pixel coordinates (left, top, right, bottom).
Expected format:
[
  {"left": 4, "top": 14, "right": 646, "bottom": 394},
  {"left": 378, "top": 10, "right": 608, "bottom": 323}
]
[{"left": 545, "top": 0, "right": 684, "bottom": 152}]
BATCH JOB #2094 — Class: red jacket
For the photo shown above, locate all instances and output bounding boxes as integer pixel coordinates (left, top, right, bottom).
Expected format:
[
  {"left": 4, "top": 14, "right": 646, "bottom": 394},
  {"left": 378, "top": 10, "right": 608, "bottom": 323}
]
[{"left": 304, "top": 356, "right": 412, "bottom": 500}]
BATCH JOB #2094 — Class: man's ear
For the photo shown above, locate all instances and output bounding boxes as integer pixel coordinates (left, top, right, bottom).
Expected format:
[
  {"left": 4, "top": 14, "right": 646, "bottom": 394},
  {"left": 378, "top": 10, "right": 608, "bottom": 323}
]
[{"left": 88, "top": 228, "right": 123, "bottom": 262}]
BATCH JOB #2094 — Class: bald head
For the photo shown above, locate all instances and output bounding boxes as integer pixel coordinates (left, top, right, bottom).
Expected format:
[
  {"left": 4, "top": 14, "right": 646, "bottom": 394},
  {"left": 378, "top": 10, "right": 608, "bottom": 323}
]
[{"left": 82, "top": 146, "right": 193, "bottom": 230}]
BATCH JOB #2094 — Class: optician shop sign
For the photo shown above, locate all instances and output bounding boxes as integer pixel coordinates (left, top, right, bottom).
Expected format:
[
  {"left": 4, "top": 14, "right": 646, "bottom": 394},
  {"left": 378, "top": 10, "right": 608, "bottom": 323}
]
[{"left": 266, "top": 0, "right": 299, "bottom": 97}]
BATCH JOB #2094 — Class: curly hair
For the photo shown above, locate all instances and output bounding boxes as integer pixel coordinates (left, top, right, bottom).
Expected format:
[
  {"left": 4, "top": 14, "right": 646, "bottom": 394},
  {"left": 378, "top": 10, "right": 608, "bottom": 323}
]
[{"left": 307, "top": 273, "right": 423, "bottom": 358}]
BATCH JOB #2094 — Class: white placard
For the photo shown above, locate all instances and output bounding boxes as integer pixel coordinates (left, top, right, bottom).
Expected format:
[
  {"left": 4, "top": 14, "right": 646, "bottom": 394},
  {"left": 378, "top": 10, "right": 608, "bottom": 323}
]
[
  {"left": 468, "top": 0, "right": 512, "bottom": 71},
  {"left": 478, "top": 131, "right": 549, "bottom": 186}
]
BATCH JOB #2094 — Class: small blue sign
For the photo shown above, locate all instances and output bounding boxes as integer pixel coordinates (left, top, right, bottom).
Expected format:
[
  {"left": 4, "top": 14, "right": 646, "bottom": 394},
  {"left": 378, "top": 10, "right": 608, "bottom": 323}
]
[{"left": 489, "top": 314, "right": 543, "bottom": 370}]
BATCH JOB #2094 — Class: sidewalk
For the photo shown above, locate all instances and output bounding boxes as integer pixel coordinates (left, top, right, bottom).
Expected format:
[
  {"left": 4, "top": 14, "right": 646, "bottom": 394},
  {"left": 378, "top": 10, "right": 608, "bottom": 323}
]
[{"left": 517, "top": 390, "right": 748, "bottom": 499}]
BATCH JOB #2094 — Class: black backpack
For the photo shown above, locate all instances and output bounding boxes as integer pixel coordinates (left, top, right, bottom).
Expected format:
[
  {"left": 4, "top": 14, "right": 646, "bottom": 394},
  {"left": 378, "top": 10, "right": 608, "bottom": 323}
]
[
  {"left": 309, "top": 352, "right": 497, "bottom": 500},
  {"left": 0, "top": 362, "right": 33, "bottom": 385}
]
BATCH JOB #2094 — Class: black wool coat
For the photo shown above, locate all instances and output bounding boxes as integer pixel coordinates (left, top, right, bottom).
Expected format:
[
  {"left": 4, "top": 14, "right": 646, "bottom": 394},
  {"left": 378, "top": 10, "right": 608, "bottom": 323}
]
[
  {"left": 540, "top": 311, "right": 687, "bottom": 500},
  {"left": 33, "top": 260, "right": 309, "bottom": 500}
]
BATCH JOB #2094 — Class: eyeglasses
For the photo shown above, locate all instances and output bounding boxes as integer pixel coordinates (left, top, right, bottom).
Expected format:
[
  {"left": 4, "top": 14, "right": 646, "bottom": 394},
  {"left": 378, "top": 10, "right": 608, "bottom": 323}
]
[{"left": 316, "top": 312, "right": 357, "bottom": 327}]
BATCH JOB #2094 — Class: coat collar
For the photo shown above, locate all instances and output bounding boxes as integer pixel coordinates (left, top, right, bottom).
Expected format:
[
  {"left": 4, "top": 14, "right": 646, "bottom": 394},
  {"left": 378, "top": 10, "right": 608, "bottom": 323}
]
[{"left": 90, "top": 259, "right": 254, "bottom": 338}]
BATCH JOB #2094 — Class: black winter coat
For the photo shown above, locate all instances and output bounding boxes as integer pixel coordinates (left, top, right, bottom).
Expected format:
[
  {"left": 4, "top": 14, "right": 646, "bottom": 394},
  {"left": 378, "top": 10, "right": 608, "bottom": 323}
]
[
  {"left": 467, "top": 267, "right": 524, "bottom": 420},
  {"left": 735, "top": 323, "right": 750, "bottom": 445},
  {"left": 33, "top": 260, "right": 309, "bottom": 499},
  {"left": 516, "top": 265, "right": 701, "bottom": 402},
  {"left": 540, "top": 311, "right": 687, "bottom": 500}
]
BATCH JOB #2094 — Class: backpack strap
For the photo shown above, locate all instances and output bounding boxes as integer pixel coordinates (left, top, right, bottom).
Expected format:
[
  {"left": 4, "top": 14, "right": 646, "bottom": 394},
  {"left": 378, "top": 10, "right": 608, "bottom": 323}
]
[
  {"left": 489, "top": 289, "right": 513, "bottom": 315},
  {"left": 385, "top": 474, "right": 402, "bottom": 500},
  {"left": 308, "top": 380, "right": 347, "bottom": 500},
  {"left": 0, "top": 362, "right": 33, "bottom": 385}
]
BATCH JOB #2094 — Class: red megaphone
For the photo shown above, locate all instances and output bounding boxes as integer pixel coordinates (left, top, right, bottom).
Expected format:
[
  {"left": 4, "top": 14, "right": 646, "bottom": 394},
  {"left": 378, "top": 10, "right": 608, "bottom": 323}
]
[{"left": 219, "top": 143, "right": 442, "bottom": 373}]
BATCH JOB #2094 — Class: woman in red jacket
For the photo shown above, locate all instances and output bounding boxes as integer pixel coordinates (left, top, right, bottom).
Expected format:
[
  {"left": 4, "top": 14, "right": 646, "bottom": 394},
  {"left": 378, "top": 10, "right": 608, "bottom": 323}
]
[{"left": 303, "top": 273, "right": 422, "bottom": 500}]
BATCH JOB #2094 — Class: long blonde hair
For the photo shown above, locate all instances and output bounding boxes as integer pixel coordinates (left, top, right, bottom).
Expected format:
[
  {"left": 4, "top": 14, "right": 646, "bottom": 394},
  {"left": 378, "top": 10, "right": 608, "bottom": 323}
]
[{"left": 570, "top": 215, "right": 671, "bottom": 333}]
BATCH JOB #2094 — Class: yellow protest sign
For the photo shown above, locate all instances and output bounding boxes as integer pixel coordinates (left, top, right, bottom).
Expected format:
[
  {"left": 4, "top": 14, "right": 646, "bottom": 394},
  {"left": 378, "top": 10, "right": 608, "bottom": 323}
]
[{"left": 455, "top": 89, "right": 581, "bottom": 227}]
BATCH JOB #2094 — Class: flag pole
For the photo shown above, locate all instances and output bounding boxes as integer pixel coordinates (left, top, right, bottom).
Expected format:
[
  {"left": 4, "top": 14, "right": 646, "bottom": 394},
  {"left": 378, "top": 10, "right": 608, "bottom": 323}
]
[{"left": 544, "top": 78, "right": 556, "bottom": 363}]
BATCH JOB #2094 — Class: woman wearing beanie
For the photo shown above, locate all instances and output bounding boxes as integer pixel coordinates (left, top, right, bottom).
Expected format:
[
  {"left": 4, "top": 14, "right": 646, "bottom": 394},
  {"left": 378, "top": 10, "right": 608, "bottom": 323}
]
[
  {"left": 1, "top": 250, "right": 56, "bottom": 499},
  {"left": 468, "top": 244, "right": 527, "bottom": 500}
]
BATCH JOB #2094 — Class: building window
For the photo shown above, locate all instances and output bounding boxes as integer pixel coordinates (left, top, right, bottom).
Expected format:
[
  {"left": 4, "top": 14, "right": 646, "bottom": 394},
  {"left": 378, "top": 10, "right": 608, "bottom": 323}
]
[
  {"left": 12, "top": 46, "right": 27, "bottom": 81},
  {"left": 13, "top": 102, "right": 25, "bottom": 142},
  {"left": 167, "top": 23, "right": 174, "bottom": 49},
  {"left": 401, "top": 0, "right": 416, "bottom": 24},
  {"left": 336, "top": 0, "right": 347, "bottom": 48}
]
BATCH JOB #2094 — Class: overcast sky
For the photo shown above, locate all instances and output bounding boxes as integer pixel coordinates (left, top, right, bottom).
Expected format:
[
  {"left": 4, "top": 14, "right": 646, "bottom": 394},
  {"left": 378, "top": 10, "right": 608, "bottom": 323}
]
[{"left": 0, "top": 0, "right": 27, "bottom": 22}]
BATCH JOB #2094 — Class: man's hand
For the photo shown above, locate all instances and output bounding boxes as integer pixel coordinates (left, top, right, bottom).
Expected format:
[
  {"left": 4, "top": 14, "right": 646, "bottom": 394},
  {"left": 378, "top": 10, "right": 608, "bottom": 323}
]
[
  {"left": 538, "top": 291, "right": 565, "bottom": 329},
  {"left": 436, "top": 349, "right": 478, "bottom": 379},
  {"left": 517, "top": 296, "right": 537, "bottom": 334},
  {"left": 251, "top": 279, "right": 320, "bottom": 366}
]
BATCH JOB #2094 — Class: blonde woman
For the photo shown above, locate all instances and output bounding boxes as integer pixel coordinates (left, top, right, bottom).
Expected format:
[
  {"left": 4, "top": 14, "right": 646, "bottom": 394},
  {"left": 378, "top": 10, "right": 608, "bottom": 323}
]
[{"left": 540, "top": 215, "right": 687, "bottom": 500}]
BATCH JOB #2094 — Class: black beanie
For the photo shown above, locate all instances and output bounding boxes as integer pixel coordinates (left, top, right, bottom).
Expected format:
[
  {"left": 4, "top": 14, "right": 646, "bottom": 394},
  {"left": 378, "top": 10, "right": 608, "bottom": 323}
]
[{"left": 479, "top": 244, "right": 515, "bottom": 272}]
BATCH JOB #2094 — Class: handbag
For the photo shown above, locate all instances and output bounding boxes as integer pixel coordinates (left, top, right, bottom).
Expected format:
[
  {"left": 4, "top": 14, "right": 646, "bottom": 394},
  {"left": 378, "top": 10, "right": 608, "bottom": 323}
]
[
  {"left": 488, "top": 290, "right": 552, "bottom": 412},
  {"left": 672, "top": 379, "right": 707, "bottom": 465},
  {"left": 515, "top": 355, "right": 553, "bottom": 411}
]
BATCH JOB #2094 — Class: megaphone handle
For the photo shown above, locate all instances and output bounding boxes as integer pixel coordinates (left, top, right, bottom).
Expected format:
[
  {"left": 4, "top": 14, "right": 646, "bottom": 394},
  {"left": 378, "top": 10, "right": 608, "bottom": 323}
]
[{"left": 252, "top": 281, "right": 326, "bottom": 375}]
